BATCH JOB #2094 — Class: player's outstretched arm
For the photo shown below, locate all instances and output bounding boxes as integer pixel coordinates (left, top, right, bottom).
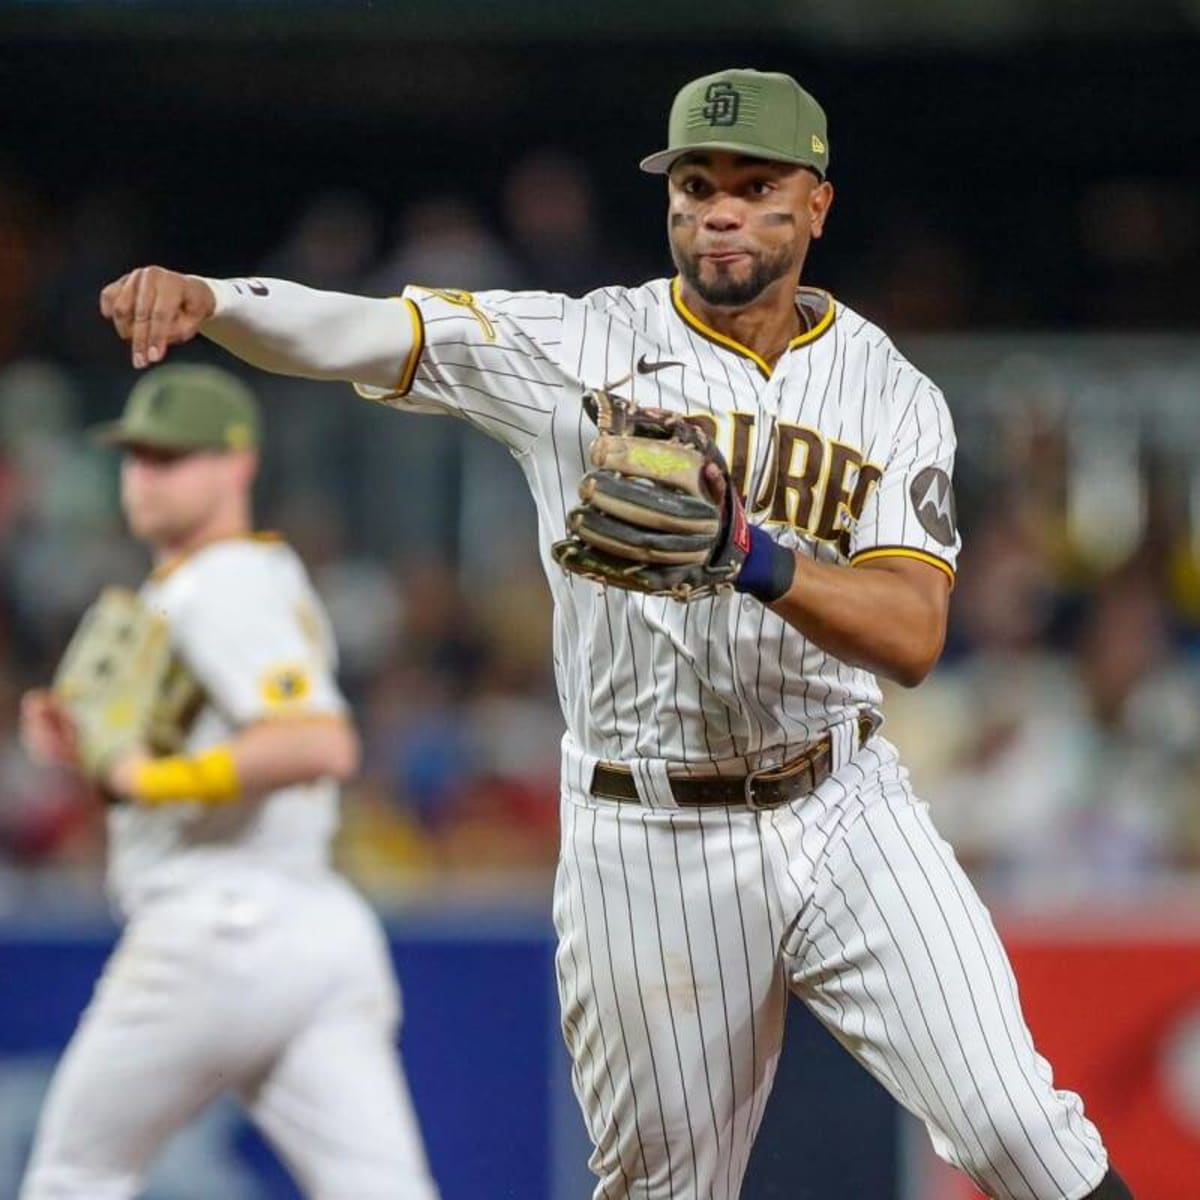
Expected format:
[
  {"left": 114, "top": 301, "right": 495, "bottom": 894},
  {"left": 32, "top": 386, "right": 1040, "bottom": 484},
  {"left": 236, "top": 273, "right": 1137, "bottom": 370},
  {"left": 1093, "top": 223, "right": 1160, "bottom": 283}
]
[
  {"left": 99, "top": 266, "right": 415, "bottom": 391},
  {"left": 105, "top": 714, "right": 361, "bottom": 806}
]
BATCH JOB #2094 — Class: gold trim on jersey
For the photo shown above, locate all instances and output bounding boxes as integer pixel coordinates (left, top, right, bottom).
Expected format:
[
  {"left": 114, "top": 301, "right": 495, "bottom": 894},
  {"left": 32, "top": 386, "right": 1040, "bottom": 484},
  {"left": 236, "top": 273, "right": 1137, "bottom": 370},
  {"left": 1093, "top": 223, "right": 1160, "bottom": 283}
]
[
  {"left": 351, "top": 297, "right": 426, "bottom": 403},
  {"left": 790, "top": 288, "right": 836, "bottom": 348},
  {"left": 849, "top": 545, "right": 956, "bottom": 585},
  {"left": 246, "top": 712, "right": 351, "bottom": 729},
  {"left": 395, "top": 297, "right": 425, "bottom": 396},
  {"left": 670, "top": 277, "right": 836, "bottom": 378},
  {"left": 148, "top": 531, "right": 285, "bottom": 584}
]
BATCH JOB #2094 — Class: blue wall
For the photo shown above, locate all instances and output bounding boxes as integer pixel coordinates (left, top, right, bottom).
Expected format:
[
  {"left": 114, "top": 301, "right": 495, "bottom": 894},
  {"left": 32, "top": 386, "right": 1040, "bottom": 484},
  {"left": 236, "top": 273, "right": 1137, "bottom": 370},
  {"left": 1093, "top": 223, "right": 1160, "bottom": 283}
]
[{"left": 0, "top": 912, "right": 899, "bottom": 1199}]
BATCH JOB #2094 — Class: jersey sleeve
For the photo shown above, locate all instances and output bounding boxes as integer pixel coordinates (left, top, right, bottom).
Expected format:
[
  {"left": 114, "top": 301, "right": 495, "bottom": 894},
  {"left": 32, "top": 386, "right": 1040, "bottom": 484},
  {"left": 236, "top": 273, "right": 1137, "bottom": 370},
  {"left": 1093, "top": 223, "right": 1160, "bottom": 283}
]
[
  {"left": 848, "top": 373, "right": 961, "bottom": 583},
  {"left": 354, "top": 286, "right": 571, "bottom": 453},
  {"left": 169, "top": 559, "right": 347, "bottom": 729}
]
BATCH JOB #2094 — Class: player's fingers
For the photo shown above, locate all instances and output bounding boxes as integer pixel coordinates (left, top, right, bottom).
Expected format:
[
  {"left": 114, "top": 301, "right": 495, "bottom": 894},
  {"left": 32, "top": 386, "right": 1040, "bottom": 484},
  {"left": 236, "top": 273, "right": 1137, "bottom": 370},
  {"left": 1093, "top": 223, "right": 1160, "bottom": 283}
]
[
  {"left": 46, "top": 697, "right": 75, "bottom": 735},
  {"left": 98, "top": 272, "right": 131, "bottom": 321},
  {"left": 703, "top": 460, "right": 728, "bottom": 508},
  {"left": 19, "top": 689, "right": 57, "bottom": 729},
  {"left": 130, "top": 267, "right": 166, "bottom": 368},
  {"left": 43, "top": 708, "right": 80, "bottom": 765},
  {"left": 104, "top": 271, "right": 141, "bottom": 342},
  {"left": 19, "top": 692, "right": 63, "bottom": 763},
  {"left": 146, "top": 279, "right": 187, "bottom": 365},
  {"left": 126, "top": 265, "right": 187, "bottom": 367}
]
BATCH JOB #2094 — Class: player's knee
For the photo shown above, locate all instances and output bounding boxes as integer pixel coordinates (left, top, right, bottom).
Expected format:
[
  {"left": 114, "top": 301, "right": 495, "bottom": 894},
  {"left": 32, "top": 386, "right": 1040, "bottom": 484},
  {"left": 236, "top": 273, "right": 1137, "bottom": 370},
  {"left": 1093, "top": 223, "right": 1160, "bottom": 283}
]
[
  {"left": 949, "top": 1093, "right": 1101, "bottom": 1200},
  {"left": 587, "top": 1123, "right": 718, "bottom": 1200}
]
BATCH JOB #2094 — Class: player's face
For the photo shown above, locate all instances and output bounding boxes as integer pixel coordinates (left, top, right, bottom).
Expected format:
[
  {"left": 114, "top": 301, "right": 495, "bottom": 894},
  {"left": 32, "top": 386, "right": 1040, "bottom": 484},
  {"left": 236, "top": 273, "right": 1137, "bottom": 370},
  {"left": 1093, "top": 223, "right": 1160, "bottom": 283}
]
[
  {"left": 120, "top": 446, "right": 237, "bottom": 545},
  {"left": 667, "top": 152, "right": 833, "bottom": 307}
]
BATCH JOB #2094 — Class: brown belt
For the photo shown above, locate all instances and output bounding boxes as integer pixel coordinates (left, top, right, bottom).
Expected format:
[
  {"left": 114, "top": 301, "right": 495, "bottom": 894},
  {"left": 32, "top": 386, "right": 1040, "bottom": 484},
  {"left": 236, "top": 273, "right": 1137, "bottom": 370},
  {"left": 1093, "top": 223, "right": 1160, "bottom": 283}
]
[{"left": 590, "top": 713, "right": 879, "bottom": 811}]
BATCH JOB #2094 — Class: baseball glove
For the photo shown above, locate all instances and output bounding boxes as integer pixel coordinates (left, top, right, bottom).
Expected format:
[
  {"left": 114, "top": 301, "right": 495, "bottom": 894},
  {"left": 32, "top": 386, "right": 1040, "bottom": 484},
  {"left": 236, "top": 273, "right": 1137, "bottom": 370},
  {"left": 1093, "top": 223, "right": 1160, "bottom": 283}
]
[
  {"left": 551, "top": 389, "right": 750, "bottom": 599},
  {"left": 52, "top": 587, "right": 204, "bottom": 781}
]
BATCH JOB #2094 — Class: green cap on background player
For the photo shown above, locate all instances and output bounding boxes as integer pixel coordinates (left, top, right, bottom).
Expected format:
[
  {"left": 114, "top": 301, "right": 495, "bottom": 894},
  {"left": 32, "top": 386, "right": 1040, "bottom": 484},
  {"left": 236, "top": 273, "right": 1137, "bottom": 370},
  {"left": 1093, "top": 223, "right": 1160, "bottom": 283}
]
[
  {"left": 93, "top": 364, "right": 261, "bottom": 453},
  {"left": 640, "top": 68, "right": 829, "bottom": 178}
]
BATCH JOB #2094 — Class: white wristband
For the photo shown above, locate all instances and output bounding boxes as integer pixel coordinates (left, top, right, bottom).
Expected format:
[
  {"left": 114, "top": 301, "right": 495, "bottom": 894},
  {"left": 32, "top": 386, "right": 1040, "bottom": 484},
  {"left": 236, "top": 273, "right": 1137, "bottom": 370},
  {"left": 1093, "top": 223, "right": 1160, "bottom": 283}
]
[{"left": 193, "top": 275, "right": 241, "bottom": 319}]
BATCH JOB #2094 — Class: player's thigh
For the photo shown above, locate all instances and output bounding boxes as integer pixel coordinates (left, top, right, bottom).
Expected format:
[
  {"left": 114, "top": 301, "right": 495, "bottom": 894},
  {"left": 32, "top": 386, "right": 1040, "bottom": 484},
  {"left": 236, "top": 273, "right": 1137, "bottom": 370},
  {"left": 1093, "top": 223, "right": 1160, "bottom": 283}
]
[
  {"left": 20, "top": 915, "right": 226, "bottom": 1199},
  {"left": 243, "top": 888, "right": 437, "bottom": 1200},
  {"left": 556, "top": 796, "right": 787, "bottom": 1200},
  {"left": 244, "top": 992, "right": 436, "bottom": 1199},
  {"left": 785, "top": 766, "right": 1107, "bottom": 1200}
]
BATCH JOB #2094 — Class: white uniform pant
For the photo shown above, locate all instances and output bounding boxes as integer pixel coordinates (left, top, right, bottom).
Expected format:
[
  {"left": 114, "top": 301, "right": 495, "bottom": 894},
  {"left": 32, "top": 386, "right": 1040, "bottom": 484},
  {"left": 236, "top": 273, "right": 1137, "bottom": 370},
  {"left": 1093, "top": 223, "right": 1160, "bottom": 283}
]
[
  {"left": 554, "top": 738, "right": 1110, "bottom": 1200},
  {"left": 20, "top": 868, "right": 437, "bottom": 1200}
]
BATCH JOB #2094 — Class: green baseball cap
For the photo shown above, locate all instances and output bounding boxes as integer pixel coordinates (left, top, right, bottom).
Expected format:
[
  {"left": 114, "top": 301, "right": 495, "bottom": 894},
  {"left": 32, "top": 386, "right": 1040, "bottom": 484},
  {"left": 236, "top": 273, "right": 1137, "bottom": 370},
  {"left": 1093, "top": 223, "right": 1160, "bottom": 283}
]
[
  {"left": 93, "top": 364, "right": 261, "bottom": 453},
  {"left": 640, "top": 68, "right": 829, "bottom": 178}
]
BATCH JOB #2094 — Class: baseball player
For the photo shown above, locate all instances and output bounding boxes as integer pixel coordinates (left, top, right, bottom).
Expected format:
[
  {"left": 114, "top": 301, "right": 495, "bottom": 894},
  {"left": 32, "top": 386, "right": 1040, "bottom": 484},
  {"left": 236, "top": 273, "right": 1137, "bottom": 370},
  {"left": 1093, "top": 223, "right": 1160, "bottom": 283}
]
[
  {"left": 18, "top": 365, "right": 437, "bottom": 1200},
  {"left": 97, "top": 69, "right": 1132, "bottom": 1200}
]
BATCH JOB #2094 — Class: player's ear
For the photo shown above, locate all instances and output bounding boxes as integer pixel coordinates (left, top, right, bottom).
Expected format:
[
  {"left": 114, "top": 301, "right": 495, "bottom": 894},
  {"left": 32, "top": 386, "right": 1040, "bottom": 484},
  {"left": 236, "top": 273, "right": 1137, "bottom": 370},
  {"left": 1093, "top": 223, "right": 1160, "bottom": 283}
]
[
  {"left": 808, "top": 178, "right": 834, "bottom": 240},
  {"left": 232, "top": 449, "right": 260, "bottom": 489}
]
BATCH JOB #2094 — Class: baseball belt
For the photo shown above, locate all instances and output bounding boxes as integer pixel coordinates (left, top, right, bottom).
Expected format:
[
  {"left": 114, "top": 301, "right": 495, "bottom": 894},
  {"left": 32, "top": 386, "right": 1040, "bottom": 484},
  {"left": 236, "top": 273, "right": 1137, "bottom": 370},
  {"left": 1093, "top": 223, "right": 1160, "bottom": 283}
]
[{"left": 590, "top": 711, "right": 880, "bottom": 811}]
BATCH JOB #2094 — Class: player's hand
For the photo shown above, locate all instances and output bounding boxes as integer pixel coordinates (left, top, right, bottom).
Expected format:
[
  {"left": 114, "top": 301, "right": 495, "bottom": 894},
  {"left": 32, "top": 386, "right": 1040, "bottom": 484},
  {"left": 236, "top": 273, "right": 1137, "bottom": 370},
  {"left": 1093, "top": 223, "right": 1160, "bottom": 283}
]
[
  {"left": 99, "top": 266, "right": 217, "bottom": 369},
  {"left": 19, "top": 689, "right": 82, "bottom": 770},
  {"left": 703, "top": 459, "right": 728, "bottom": 510}
]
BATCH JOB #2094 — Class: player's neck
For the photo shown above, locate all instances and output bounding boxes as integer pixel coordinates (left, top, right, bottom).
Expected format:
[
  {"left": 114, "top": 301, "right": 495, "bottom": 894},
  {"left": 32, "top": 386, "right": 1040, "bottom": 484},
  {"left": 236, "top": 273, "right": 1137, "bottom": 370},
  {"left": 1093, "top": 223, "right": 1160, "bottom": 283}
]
[
  {"left": 678, "top": 278, "right": 805, "bottom": 368},
  {"left": 152, "top": 510, "right": 253, "bottom": 564}
]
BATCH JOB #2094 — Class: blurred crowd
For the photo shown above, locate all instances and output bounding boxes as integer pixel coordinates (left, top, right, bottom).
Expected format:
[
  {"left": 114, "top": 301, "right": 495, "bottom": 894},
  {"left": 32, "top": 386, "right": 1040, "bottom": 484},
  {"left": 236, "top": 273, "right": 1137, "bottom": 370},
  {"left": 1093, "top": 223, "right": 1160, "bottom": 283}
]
[
  {"left": 1, "top": 149, "right": 1198, "bottom": 909},
  {"left": 894, "top": 346, "right": 1200, "bottom": 901}
]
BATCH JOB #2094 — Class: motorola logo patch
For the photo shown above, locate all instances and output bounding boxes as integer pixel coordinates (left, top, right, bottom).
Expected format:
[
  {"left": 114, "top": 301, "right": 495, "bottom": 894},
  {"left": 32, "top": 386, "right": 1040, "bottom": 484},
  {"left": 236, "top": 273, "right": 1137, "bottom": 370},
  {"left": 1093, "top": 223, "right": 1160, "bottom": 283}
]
[{"left": 910, "top": 467, "right": 957, "bottom": 545}]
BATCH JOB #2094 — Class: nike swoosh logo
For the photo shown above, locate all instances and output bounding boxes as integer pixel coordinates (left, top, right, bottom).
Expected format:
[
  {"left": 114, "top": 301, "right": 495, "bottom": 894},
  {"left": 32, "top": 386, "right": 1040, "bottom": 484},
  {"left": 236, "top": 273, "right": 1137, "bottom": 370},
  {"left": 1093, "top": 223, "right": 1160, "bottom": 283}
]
[
  {"left": 636, "top": 354, "right": 686, "bottom": 375},
  {"left": 232, "top": 278, "right": 271, "bottom": 297}
]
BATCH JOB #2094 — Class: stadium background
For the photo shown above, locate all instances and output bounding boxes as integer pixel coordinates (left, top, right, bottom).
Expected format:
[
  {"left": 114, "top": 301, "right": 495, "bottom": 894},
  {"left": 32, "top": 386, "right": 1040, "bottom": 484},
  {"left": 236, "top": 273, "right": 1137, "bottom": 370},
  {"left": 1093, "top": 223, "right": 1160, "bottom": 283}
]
[{"left": 1, "top": 3, "right": 1199, "bottom": 1196}]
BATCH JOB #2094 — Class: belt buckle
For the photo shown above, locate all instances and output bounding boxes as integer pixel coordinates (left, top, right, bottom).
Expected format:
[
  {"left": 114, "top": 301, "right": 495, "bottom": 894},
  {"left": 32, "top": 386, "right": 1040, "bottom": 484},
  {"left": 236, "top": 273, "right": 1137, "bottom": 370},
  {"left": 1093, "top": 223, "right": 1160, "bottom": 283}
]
[
  {"left": 743, "top": 764, "right": 773, "bottom": 812},
  {"left": 742, "top": 758, "right": 803, "bottom": 812},
  {"left": 743, "top": 743, "right": 826, "bottom": 811}
]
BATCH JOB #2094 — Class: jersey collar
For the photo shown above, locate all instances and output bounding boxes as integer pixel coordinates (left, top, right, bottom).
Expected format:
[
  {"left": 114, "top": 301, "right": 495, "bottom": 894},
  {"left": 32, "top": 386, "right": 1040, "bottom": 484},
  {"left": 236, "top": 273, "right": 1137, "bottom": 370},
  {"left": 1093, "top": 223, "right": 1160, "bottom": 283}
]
[
  {"left": 148, "top": 531, "right": 284, "bottom": 584},
  {"left": 669, "top": 277, "right": 836, "bottom": 379}
]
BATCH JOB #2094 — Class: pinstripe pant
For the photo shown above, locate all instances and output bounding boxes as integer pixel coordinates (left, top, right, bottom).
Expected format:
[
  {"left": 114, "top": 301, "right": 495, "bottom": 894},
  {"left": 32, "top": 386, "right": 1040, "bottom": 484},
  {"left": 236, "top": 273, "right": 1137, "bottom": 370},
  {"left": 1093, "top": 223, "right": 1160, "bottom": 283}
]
[{"left": 554, "top": 737, "right": 1109, "bottom": 1200}]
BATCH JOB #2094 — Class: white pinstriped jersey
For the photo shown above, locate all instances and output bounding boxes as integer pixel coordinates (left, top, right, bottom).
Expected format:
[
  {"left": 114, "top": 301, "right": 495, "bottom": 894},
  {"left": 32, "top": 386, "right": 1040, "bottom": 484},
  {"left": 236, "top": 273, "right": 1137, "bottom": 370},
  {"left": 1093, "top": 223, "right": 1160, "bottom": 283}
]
[
  {"left": 109, "top": 536, "right": 346, "bottom": 914},
  {"left": 365, "top": 277, "right": 961, "bottom": 770}
]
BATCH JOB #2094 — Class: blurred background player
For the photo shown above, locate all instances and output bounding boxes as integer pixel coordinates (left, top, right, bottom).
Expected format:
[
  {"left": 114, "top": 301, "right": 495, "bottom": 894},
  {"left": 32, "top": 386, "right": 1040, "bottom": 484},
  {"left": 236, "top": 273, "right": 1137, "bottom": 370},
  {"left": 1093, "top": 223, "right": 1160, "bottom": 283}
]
[{"left": 18, "top": 364, "right": 438, "bottom": 1200}]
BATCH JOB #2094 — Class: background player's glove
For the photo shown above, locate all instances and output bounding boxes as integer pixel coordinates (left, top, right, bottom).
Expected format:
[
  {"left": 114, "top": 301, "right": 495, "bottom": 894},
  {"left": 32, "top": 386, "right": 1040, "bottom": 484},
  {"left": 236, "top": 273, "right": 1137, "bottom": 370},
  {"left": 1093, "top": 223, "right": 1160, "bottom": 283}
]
[
  {"left": 52, "top": 587, "right": 204, "bottom": 781},
  {"left": 552, "top": 390, "right": 751, "bottom": 600}
]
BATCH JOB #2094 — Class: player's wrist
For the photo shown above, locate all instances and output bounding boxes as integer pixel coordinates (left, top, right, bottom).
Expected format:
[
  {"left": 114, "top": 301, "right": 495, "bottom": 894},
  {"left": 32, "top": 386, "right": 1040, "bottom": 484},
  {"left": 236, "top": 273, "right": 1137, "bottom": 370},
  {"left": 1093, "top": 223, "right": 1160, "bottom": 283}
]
[
  {"left": 128, "top": 745, "right": 241, "bottom": 806},
  {"left": 192, "top": 276, "right": 236, "bottom": 320},
  {"left": 734, "top": 526, "right": 796, "bottom": 604}
]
